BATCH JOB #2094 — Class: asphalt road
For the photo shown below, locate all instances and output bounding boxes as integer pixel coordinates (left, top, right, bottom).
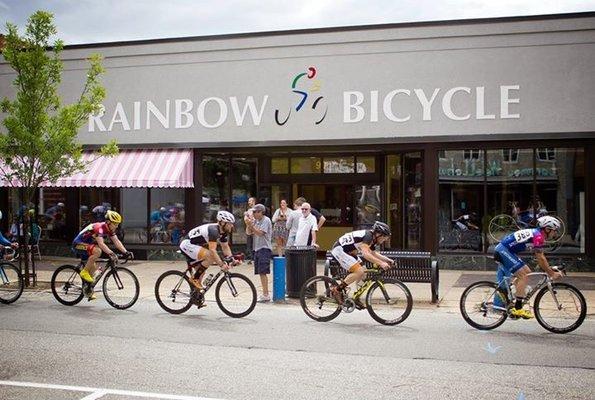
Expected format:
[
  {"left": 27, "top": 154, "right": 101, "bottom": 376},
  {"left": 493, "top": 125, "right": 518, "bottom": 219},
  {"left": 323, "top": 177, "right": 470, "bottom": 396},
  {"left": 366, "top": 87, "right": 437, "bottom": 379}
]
[{"left": 1, "top": 292, "right": 593, "bottom": 400}]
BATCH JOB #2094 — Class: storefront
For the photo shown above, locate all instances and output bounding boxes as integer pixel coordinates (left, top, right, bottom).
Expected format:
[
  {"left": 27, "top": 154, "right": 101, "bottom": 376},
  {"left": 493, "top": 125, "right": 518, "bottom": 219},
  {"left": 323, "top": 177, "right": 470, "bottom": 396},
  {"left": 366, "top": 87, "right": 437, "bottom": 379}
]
[{"left": 1, "top": 12, "right": 593, "bottom": 262}]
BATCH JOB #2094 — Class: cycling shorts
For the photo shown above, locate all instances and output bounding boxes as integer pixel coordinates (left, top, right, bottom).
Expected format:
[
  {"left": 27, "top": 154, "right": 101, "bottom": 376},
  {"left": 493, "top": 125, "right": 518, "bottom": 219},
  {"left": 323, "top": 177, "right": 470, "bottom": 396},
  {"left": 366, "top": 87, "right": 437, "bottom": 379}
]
[
  {"left": 179, "top": 239, "right": 208, "bottom": 263},
  {"left": 72, "top": 243, "right": 97, "bottom": 261},
  {"left": 494, "top": 243, "right": 525, "bottom": 276},
  {"left": 331, "top": 246, "right": 362, "bottom": 272}
]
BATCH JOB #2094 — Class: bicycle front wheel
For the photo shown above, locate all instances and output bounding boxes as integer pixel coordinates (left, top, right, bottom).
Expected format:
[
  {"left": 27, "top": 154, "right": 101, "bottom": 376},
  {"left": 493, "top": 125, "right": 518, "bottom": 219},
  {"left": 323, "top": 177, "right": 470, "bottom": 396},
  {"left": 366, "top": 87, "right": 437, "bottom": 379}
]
[
  {"left": 366, "top": 279, "right": 412, "bottom": 326},
  {"left": 51, "top": 265, "right": 84, "bottom": 306},
  {"left": 299, "top": 275, "right": 342, "bottom": 322},
  {"left": 102, "top": 267, "right": 140, "bottom": 310},
  {"left": 215, "top": 273, "right": 257, "bottom": 318},
  {"left": 460, "top": 281, "right": 508, "bottom": 330},
  {"left": 154, "top": 270, "right": 193, "bottom": 314},
  {"left": 0, "top": 262, "right": 24, "bottom": 304},
  {"left": 534, "top": 283, "right": 587, "bottom": 334}
]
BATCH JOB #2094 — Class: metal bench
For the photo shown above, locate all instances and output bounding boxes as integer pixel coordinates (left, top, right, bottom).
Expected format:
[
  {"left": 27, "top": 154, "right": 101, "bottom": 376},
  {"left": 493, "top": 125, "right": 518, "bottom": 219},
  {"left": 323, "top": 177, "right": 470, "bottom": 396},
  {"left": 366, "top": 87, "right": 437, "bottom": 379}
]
[{"left": 325, "top": 250, "right": 439, "bottom": 303}]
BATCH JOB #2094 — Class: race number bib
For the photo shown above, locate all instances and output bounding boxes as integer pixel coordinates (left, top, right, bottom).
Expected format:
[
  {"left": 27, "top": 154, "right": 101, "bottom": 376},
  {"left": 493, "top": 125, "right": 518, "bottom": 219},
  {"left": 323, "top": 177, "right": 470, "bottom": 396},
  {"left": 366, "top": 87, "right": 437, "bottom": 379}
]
[
  {"left": 339, "top": 233, "right": 355, "bottom": 246},
  {"left": 513, "top": 229, "right": 533, "bottom": 243}
]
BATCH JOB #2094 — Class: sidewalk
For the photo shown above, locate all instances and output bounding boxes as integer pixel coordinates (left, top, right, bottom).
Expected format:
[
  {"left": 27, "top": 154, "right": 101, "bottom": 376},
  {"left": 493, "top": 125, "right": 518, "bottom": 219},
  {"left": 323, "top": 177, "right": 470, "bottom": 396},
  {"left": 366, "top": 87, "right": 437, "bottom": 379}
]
[{"left": 22, "top": 257, "right": 595, "bottom": 312}]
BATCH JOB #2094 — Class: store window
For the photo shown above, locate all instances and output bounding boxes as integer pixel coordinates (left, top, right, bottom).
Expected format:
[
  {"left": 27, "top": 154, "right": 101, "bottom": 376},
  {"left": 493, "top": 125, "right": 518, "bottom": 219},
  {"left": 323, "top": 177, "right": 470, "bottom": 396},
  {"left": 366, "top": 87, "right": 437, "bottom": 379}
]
[
  {"left": 149, "top": 188, "right": 185, "bottom": 245},
  {"left": 404, "top": 153, "right": 423, "bottom": 250},
  {"left": 203, "top": 156, "right": 230, "bottom": 223},
  {"left": 232, "top": 158, "right": 257, "bottom": 245},
  {"left": 298, "top": 184, "right": 353, "bottom": 226},
  {"left": 39, "top": 188, "right": 68, "bottom": 240},
  {"left": 502, "top": 149, "right": 519, "bottom": 163},
  {"left": 271, "top": 158, "right": 289, "bottom": 174},
  {"left": 356, "top": 157, "right": 376, "bottom": 173},
  {"left": 438, "top": 150, "right": 484, "bottom": 252},
  {"left": 535, "top": 148, "right": 584, "bottom": 252},
  {"left": 323, "top": 157, "right": 354, "bottom": 173},
  {"left": 121, "top": 188, "right": 148, "bottom": 244},
  {"left": 355, "top": 185, "right": 381, "bottom": 229},
  {"left": 291, "top": 157, "right": 322, "bottom": 174}
]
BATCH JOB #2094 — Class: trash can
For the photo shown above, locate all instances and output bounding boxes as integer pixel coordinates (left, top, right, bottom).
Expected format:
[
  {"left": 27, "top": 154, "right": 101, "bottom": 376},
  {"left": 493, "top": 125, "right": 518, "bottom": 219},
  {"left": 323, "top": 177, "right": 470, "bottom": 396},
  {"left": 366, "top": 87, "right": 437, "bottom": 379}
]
[{"left": 285, "top": 246, "right": 317, "bottom": 298}]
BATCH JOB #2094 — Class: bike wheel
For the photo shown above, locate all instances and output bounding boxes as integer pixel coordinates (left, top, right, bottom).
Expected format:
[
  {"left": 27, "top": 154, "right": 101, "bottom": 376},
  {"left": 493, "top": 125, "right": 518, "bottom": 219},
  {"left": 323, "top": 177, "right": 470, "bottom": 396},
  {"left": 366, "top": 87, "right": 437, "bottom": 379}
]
[
  {"left": 460, "top": 281, "right": 508, "bottom": 330},
  {"left": 299, "top": 275, "right": 341, "bottom": 322},
  {"left": 102, "top": 267, "right": 140, "bottom": 310},
  {"left": 366, "top": 279, "right": 413, "bottom": 326},
  {"left": 154, "top": 270, "right": 193, "bottom": 314},
  {"left": 0, "top": 262, "right": 24, "bottom": 304},
  {"left": 534, "top": 283, "right": 587, "bottom": 334},
  {"left": 51, "top": 265, "right": 85, "bottom": 306},
  {"left": 488, "top": 214, "right": 518, "bottom": 244},
  {"left": 215, "top": 273, "right": 257, "bottom": 318}
]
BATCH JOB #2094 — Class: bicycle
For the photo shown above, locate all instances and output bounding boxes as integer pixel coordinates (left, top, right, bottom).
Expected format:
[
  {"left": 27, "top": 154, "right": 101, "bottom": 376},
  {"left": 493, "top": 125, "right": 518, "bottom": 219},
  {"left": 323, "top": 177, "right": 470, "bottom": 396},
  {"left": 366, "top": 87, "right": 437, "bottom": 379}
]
[
  {"left": 460, "top": 264, "right": 587, "bottom": 333},
  {"left": 154, "top": 254, "right": 257, "bottom": 318},
  {"left": 50, "top": 254, "right": 139, "bottom": 310},
  {"left": 0, "top": 248, "right": 24, "bottom": 304},
  {"left": 299, "top": 266, "right": 413, "bottom": 326}
]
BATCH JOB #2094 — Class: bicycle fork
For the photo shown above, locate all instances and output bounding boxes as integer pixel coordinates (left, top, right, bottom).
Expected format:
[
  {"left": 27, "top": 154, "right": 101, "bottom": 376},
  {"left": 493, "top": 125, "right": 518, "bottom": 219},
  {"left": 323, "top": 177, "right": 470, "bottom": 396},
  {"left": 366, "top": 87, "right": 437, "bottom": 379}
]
[{"left": 0, "top": 267, "right": 9, "bottom": 284}]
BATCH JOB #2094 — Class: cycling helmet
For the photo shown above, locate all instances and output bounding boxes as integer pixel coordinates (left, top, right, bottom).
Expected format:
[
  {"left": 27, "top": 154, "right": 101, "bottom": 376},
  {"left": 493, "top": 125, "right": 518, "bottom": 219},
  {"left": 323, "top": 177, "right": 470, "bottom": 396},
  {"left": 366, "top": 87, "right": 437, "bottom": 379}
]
[
  {"left": 216, "top": 210, "right": 235, "bottom": 223},
  {"left": 0, "top": 210, "right": 2, "bottom": 220},
  {"left": 372, "top": 221, "right": 391, "bottom": 236},
  {"left": 537, "top": 215, "right": 561, "bottom": 230},
  {"left": 105, "top": 210, "right": 122, "bottom": 224}
]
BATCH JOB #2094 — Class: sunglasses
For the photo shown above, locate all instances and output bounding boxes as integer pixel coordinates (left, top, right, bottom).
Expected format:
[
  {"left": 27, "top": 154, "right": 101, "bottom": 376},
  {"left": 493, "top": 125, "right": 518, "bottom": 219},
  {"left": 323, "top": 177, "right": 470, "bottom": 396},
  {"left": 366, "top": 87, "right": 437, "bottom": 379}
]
[{"left": 301, "top": 208, "right": 310, "bottom": 211}]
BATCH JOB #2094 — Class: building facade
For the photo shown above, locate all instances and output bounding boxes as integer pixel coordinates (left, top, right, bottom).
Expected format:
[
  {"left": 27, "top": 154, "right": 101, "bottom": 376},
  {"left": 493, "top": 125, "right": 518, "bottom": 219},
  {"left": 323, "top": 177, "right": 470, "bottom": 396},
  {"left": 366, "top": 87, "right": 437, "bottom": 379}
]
[{"left": 1, "top": 13, "right": 594, "bottom": 264}]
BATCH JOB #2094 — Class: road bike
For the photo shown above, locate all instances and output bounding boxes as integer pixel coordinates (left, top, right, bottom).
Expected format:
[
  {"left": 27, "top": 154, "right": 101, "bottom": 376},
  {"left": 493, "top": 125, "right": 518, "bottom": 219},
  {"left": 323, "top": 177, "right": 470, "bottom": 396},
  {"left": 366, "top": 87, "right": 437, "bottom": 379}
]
[
  {"left": 0, "top": 249, "right": 24, "bottom": 304},
  {"left": 460, "top": 265, "right": 586, "bottom": 333},
  {"left": 50, "top": 255, "right": 139, "bottom": 309},
  {"left": 300, "top": 267, "right": 413, "bottom": 326},
  {"left": 154, "top": 255, "right": 257, "bottom": 318}
]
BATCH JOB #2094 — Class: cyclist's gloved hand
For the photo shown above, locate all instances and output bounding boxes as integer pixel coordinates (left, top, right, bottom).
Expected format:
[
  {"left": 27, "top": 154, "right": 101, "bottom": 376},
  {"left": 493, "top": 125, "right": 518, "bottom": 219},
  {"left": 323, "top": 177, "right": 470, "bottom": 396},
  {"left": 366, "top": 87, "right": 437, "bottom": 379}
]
[
  {"left": 108, "top": 252, "right": 118, "bottom": 261},
  {"left": 125, "top": 251, "right": 134, "bottom": 260}
]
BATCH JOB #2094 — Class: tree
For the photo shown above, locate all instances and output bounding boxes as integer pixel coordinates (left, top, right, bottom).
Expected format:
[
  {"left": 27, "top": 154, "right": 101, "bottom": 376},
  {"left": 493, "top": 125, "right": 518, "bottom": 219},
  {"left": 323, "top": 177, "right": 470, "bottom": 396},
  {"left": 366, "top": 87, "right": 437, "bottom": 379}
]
[{"left": 0, "top": 11, "right": 117, "bottom": 285}]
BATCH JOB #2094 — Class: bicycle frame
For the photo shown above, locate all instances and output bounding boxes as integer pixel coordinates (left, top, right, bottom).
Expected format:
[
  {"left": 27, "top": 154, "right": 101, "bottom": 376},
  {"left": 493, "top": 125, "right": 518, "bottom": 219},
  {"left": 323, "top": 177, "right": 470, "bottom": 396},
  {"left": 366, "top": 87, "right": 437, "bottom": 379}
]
[
  {"left": 79, "top": 258, "right": 125, "bottom": 292},
  {"left": 492, "top": 269, "right": 559, "bottom": 311},
  {"left": 0, "top": 264, "right": 12, "bottom": 284},
  {"left": 345, "top": 268, "right": 388, "bottom": 305}
]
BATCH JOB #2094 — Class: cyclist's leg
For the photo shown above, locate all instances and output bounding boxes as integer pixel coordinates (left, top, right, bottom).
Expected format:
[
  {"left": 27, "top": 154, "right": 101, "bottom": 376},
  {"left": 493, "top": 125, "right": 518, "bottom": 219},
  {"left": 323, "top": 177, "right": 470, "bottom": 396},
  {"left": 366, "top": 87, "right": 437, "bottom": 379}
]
[
  {"left": 179, "top": 239, "right": 209, "bottom": 288},
  {"left": 77, "top": 244, "right": 99, "bottom": 283},
  {"left": 330, "top": 246, "right": 365, "bottom": 288}
]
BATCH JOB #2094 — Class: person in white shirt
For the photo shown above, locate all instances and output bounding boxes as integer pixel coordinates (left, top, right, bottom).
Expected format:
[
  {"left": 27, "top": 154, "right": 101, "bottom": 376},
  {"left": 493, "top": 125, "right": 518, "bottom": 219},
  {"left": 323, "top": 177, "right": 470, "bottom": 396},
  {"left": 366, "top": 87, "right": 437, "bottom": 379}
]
[{"left": 294, "top": 202, "right": 318, "bottom": 247}]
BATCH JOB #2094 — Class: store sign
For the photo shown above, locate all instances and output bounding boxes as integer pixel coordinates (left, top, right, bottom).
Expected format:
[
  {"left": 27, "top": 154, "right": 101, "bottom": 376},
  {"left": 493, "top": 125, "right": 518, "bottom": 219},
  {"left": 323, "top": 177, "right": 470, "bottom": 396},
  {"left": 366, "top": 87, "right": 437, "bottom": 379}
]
[{"left": 88, "top": 66, "right": 520, "bottom": 132}]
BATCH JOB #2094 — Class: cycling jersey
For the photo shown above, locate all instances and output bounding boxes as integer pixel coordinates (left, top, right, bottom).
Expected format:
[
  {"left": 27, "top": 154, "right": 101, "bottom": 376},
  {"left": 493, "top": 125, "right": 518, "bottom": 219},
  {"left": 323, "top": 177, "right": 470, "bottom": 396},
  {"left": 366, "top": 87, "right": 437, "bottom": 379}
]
[
  {"left": 73, "top": 222, "right": 116, "bottom": 245},
  {"left": 0, "top": 231, "right": 12, "bottom": 246},
  {"left": 497, "top": 228, "right": 545, "bottom": 254},
  {"left": 187, "top": 223, "right": 228, "bottom": 247},
  {"left": 332, "top": 230, "right": 376, "bottom": 254}
]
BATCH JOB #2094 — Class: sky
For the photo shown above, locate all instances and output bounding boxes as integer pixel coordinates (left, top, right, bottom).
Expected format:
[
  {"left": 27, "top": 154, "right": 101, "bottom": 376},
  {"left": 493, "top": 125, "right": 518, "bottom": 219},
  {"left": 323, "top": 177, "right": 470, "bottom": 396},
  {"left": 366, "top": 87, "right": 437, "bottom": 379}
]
[{"left": 1, "top": 0, "right": 594, "bottom": 45}]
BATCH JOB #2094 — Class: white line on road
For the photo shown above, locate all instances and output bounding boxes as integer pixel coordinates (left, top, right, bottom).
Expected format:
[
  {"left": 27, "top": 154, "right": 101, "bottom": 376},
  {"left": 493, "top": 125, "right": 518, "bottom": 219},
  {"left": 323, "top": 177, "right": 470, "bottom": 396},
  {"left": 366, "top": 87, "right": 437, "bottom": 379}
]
[{"left": 0, "top": 380, "right": 225, "bottom": 400}]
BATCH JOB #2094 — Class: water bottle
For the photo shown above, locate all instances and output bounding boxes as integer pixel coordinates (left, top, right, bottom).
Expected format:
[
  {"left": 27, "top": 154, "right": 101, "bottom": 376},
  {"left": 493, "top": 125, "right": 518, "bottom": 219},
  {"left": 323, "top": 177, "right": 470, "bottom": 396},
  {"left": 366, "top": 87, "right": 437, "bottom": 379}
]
[
  {"left": 203, "top": 273, "right": 215, "bottom": 287},
  {"left": 524, "top": 285, "right": 532, "bottom": 300}
]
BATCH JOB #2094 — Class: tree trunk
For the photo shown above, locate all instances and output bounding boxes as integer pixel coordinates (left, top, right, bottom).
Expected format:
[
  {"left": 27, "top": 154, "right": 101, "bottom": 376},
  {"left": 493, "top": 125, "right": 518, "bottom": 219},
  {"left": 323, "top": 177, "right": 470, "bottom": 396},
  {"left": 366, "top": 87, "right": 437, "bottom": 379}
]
[{"left": 18, "top": 190, "right": 34, "bottom": 287}]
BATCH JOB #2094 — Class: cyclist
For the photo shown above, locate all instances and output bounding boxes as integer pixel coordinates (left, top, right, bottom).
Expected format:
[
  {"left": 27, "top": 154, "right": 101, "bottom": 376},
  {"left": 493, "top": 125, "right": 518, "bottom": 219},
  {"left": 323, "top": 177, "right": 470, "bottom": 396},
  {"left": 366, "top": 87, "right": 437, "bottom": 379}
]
[
  {"left": 72, "top": 210, "right": 133, "bottom": 300},
  {"left": 329, "top": 221, "right": 393, "bottom": 304},
  {"left": 0, "top": 211, "right": 18, "bottom": 258},
  {"left": 494, "top": 215, "right": 563, "bottom": 319},
  {"left": 179, "top": 210, "right": 239, "bottom": 290}
]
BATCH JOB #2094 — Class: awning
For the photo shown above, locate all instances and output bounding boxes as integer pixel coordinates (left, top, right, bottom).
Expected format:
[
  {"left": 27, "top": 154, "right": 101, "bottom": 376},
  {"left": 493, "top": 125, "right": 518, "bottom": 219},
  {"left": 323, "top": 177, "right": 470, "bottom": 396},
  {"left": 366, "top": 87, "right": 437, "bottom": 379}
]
[{"left": 1, "top": 149, "right": 194, "bottom": 188}]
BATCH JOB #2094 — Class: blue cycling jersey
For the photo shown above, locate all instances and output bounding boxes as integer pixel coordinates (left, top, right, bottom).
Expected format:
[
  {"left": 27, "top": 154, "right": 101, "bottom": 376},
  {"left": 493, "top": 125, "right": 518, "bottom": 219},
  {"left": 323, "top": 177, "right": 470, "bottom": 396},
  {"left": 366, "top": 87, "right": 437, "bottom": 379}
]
[
  {"left": 0, "top": 231, "right": 11, "bottom": 246},
  {"left": 497, "top": 228, "right": 545, "bottom": 254}
]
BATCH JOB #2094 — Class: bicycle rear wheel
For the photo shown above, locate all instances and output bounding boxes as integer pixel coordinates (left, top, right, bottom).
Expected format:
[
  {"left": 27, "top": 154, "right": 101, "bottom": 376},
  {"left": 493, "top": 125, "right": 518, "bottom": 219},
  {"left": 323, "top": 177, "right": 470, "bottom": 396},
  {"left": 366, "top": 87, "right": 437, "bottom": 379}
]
[
  {"left": 534, "top": 283, "right": 587, "bottom": 334},
  {"left": 0, "top": 262, "right": 24, "bottom": 304},
  {"left": 51, "top": 265, "right": 84, "bottom": 306},
  {"left": 299, "top": 275, "right": 342, "bottom": 322},
  {"left": 215, "top": 273, "right": 257, "bottom": 318},
  {"left": 366, "top": 279, "right": 412, "bottom": 325},
  {"left": 460, "top": 281, "right": 508, "bottom": 330},
  {"left": 102, "top": 267, "right": 140, "bottom": 310},
  {"left": 488, "top": 214, "right": 518, "bottom": 244},
  {"left": 154, "top": 270, "right": 193, "bottom": 314}
]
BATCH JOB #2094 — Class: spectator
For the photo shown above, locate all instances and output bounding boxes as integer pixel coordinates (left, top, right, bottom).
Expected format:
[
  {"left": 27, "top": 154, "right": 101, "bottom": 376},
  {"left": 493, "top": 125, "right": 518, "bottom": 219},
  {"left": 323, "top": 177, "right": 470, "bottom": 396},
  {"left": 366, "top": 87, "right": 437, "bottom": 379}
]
[
  {"left": 294, "top": 196, "right": 326, "bottom": 230},
  {"left": 92, "top": 203, "right": 112, "bottom": 222},
  {"left": 285, "top": 197, "right": 304, "bottom": 247},
  {"left": 45, "top": 202, "right": 66, "bottom": 238},
  {"left": 243, "top": 197, "right": 256, "bottom": 264},
  {"left": 272, "top": 199, "right": 290, "bottom": 257},
  {"left": 294, "top": 202, "right": 318, "bottom": 247},
  {"left": 245, "top": 203, "right": 272, "bottom": 302}
]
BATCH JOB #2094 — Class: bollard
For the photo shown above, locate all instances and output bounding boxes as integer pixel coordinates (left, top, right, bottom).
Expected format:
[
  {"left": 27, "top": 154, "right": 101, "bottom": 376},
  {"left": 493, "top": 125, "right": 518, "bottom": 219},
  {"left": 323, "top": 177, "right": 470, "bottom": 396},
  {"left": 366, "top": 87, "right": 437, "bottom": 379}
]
[{"left": 273, "top": 256, "right": 286, "bottom": 302}]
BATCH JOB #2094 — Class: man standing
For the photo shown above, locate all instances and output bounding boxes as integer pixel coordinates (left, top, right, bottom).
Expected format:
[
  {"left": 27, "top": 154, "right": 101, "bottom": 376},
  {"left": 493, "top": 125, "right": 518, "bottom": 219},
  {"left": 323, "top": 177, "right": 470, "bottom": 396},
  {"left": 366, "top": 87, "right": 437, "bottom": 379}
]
[
  {"left": 246, "top": 204, "right": 273, "bottom": 302},
  {"left": 243, "top": 197, "right": 256, "bottom": 264},
  {"left": 294, "top": 202, "right": 318, "bottom": 247}
]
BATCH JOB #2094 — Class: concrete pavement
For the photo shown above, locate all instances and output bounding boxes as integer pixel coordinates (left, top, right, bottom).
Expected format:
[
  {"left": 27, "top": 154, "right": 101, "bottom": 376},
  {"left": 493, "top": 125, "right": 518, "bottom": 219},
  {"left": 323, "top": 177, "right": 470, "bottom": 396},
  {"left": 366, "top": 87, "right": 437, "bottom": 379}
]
[{"left": 19, "top": 256, "right": 595, "bottom": 313}]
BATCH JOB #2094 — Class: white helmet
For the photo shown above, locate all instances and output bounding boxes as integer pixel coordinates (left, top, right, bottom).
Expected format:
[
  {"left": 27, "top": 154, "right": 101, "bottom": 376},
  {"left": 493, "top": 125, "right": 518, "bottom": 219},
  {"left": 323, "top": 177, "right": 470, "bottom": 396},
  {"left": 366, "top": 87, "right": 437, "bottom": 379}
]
[
  {"left": 0, "top": 210, "right": 2, "bottom": 220},
  {"left": 537, "top": 216, "right": 561, "bottom": 230},
  {"left": 216, "top": 210, "right": 235, "bottom": 223}
]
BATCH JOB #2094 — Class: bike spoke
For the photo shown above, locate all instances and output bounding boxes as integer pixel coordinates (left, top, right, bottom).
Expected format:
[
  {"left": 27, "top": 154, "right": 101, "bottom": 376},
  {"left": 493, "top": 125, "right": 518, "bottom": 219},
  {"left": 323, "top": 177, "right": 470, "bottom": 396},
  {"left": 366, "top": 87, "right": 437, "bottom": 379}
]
[
  {"left": 0, "top": 263, "right": 23, "bottom": 304},
  {"left": 460, "top": 282, "right": 508, "bottom": 330},
  {"left": 155, "top": 270, "right": 193, "bottom": 314},
  {"left": 216, "top": 274, "right": 256, "bottom": 318}
]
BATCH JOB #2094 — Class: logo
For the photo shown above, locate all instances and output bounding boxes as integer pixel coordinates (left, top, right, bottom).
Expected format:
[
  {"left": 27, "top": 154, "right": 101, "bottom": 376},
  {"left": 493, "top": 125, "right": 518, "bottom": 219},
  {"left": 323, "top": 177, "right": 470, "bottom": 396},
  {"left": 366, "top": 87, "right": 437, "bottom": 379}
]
[{"left": 274, "top": 66, "right": 328, "bottom": 126}]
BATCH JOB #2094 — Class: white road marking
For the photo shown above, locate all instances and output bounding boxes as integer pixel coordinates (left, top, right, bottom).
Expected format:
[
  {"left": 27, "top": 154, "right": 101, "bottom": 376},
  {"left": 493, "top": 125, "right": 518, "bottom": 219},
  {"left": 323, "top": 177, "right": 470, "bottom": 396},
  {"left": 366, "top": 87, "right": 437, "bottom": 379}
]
[{"left": 0, "top": 380, "right": 224, "bottom": 400}]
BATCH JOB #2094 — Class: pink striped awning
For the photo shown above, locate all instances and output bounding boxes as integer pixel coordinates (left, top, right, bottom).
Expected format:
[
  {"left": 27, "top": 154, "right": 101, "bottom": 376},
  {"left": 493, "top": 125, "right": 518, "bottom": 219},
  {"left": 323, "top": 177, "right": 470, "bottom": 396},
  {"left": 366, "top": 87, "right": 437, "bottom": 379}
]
[
  {"left": 47, "top": 149, "right": 194, "bottom": 188},
  {"left": 0, "top": 149, "right": 194, "bottom": 188}
]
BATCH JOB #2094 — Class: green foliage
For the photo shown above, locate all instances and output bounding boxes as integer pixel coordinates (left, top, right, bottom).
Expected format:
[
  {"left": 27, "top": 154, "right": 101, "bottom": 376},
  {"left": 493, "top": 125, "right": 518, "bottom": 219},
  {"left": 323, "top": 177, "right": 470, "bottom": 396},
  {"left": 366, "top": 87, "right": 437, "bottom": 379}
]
[{"left": 0, "top": 11, "right": 116, "bottom": 202}]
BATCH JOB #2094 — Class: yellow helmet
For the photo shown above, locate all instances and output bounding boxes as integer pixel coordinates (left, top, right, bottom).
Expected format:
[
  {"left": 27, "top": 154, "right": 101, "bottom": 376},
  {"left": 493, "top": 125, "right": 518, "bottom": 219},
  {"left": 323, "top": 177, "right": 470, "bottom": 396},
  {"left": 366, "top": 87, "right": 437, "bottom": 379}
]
[{"left": 105, "top": 210, "right": 122, "bottom": 224}]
